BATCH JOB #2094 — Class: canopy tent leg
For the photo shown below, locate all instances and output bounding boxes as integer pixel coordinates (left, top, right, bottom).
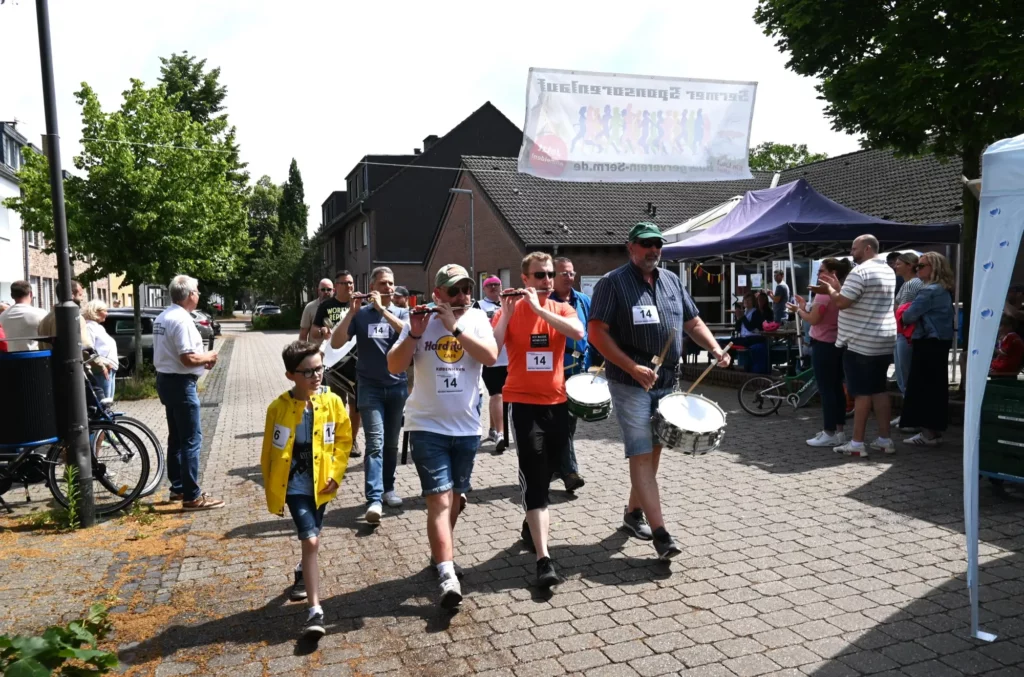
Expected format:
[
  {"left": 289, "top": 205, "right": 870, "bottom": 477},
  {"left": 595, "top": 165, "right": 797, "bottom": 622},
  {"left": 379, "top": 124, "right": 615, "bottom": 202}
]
[
  {"left": 953, "top": 244, "right": 962, "bottom": 384},
  {"left": 788, "top": 243, "right": 804, "bottom": 359}
]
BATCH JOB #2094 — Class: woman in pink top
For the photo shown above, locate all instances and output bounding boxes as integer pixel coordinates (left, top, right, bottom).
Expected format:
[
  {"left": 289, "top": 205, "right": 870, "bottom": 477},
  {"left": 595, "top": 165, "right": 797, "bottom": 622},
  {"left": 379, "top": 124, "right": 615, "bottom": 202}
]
[{"left": 790, "top": 258, "right": 853, "bottom": 447}]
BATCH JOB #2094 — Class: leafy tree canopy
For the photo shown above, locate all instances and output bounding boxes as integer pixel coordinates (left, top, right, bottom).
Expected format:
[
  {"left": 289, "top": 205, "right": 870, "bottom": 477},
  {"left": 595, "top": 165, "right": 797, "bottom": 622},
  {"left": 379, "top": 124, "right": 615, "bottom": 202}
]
[{"left": 749, "top": 141, "right": 827, "bottom": 171}]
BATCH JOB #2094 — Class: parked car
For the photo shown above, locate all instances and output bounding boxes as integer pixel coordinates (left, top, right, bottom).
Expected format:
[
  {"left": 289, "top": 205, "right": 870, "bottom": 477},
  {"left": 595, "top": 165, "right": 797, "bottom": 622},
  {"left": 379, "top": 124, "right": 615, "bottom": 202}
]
[
  {"left": 104, "top": 308, "right": 215, "bottom": 373},
  {"left": 190, "top": 311, "right": 216, "bottom": 350},
  {"left": 255, "top": 304, "right": 282, "bottom": 317}
]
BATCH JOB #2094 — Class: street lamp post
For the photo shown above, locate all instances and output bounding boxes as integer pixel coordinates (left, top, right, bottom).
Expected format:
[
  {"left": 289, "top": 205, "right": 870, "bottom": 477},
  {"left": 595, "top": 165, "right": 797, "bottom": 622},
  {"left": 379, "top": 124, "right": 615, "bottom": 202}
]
[
  {"left": 35, "top": 0, "right": 94, "bottom": 526},
  {"left": 449, "top": 188, "right": 474, "bottom": 283}
]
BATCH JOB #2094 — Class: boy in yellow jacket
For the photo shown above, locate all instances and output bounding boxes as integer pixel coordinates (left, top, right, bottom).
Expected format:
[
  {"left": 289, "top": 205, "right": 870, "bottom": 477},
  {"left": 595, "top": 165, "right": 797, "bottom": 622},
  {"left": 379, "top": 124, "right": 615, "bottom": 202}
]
[{"left": 262, "top": 341, "right": 352, "bottom": 638}]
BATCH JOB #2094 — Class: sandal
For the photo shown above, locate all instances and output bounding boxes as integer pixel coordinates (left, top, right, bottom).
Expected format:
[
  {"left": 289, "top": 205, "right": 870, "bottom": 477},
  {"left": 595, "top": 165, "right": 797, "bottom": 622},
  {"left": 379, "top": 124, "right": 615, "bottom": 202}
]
[{"left": 904, "top": 433, "right": 940, "bottom": 447}]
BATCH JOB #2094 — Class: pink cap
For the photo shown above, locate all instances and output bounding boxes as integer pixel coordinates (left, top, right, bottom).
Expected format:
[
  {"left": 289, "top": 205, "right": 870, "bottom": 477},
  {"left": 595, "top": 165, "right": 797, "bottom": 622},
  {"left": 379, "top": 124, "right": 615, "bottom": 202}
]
[{"left": 483, "top": 276, "right": 501, "bottom": 286}]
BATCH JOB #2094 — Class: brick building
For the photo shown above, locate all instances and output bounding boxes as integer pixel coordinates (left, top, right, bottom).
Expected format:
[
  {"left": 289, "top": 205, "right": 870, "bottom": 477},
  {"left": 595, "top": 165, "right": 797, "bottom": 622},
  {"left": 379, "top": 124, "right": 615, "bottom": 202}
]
[
  {"left": 319, "top": 102, "right": 523, "bottom": 294},
  {"left": 426, "top": 150, "right": 965, "bottom": 320}
]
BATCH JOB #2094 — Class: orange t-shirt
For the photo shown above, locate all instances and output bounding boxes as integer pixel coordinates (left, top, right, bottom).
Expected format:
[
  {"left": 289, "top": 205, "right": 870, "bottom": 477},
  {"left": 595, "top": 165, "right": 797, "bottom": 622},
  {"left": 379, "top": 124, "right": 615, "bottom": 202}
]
[{"left": 492, "top": 298, "right": 578, "bottom": 405}]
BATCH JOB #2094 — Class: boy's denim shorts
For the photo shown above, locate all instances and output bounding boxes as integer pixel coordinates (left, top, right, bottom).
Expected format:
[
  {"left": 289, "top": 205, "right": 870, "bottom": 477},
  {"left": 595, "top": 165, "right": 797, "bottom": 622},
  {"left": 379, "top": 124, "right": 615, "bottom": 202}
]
[
  {"left": 409, "top": 431, "right": 479, "bottom": 496},
  {"left": 286, "top": 493, "right": 326, "bottom": 541}
]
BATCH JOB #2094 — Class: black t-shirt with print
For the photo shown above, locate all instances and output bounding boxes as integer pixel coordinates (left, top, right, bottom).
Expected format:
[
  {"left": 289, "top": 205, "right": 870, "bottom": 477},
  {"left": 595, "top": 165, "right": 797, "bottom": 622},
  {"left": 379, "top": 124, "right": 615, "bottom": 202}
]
[{"left": 313, "top": 297, "right": 350, "bottom": 328}]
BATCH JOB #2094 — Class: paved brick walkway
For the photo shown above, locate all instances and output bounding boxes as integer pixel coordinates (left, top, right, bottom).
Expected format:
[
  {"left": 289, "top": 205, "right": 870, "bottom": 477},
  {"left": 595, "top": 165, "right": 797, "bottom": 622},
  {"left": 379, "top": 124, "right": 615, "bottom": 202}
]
[{"left": 4, "top": 328, "right": 1024, "bottom": 676}]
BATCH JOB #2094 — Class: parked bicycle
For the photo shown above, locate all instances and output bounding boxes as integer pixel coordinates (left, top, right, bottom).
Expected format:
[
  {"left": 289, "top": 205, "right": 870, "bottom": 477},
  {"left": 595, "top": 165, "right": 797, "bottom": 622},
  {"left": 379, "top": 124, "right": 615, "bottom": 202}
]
[{"left": 738, "top": 364, "right": 820, "bottom": 416}]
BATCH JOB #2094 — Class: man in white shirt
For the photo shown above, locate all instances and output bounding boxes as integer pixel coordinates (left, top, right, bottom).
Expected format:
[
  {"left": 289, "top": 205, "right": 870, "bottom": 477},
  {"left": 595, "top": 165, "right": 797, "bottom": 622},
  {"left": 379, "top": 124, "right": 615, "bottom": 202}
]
[
  {"left": 0, "top": 280, "right": 47, "bottom": 352},
  {"left": 298, "top": 278, "right": 334, "bottom": 348},
  {"left": 474, "top": 276, "right": 509, "bottom": 451},
  {"left": 153, "top": 275, "right": 224, "bottom": 510},
  {"left": 817, "top": 234, "right": 897, "bottom": 457},
  {"left": 387, "top": 264, "right": 498, "bottom": 610}
]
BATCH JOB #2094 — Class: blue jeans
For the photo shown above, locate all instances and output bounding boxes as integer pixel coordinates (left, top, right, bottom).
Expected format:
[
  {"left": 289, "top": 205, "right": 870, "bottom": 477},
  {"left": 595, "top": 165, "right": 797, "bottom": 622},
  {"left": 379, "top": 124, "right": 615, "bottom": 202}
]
[
  {"left": 409, "top": 431, "right": 479, "bottom": 496},
  {"left": 894, "top": 334, "right": 912, "bottom": 394},
  {"left": 357, "top": 381, "right": 408, "bottom": 506},
  {"left": 811, "top": 340, "right": 846, "bottom": 432},
  {"left": 156, "top": 373, "right": 202, "bottom": 501}
]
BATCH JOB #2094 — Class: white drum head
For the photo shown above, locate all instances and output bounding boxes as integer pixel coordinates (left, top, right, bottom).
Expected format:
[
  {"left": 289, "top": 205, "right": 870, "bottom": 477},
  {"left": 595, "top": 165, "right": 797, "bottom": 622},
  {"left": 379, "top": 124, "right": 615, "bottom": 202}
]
[
  {"left": 323, "top": 336, "right": 356, "bottom": 369},
  {"left": 565, "top": 374, "right": 611, "bottom": 404},
  {"left": 659, "top": 393, "right": 725, "bottom": 433}
]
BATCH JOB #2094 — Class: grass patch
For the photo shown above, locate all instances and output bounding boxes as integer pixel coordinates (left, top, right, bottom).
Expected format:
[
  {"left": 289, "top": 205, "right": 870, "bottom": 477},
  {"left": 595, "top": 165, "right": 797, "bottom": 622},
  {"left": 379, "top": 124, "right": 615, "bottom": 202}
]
[
  {"left": 117, "top": 364, "right": 157, "bottom": 401},
  {"left": 120, "top": 500, "right": 159, "bottom": 527},
  {"left": 17, "top": 507, "right": 77, "bottom": 533}
]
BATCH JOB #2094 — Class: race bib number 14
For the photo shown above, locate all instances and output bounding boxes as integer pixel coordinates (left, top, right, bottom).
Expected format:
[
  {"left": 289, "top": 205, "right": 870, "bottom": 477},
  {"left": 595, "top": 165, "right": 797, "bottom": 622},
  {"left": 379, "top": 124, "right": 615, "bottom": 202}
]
[
  {"left": 526, "top": 352, "right": 553, "bottom": 371},
  {"left": 632, "top": 305, "right": 660, "bottom": 325}
]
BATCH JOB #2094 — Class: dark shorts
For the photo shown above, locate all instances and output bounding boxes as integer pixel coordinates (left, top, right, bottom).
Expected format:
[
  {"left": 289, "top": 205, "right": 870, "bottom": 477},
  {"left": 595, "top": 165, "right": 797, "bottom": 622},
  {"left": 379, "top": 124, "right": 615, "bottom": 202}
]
[
  {"left": 843, "top": 350, "right": 890, "bottom": 396},
  {"left": 482, "top": 366, "right": 508, "bottom": 397},
  {"left": 286, "top": 494, "right": 327, "bottom": 541}
]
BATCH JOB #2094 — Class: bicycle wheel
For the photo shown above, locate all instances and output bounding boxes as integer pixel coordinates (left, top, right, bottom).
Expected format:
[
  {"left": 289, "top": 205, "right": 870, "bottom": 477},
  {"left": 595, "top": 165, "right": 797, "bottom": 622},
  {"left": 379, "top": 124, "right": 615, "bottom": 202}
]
[
  {"left": 738, "top": 376, "right": 785, "bottom": 416},
  {"left": 112, "top": 415, "right": 166, "bottom": 497},
  {"left": 47, "top": 423, "right": 150, "bottom": 516}
]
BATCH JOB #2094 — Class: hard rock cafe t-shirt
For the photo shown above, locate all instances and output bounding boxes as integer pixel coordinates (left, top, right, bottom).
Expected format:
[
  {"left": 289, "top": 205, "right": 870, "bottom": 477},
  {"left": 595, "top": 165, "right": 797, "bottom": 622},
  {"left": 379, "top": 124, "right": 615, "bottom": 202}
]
[{"left": 401, "top": 308, "right": 493, "bottom": 437}]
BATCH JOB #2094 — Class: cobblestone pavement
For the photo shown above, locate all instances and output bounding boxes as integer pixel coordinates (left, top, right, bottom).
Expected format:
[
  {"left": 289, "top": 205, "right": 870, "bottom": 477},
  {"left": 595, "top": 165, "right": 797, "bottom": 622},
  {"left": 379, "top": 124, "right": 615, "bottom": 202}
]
[{"left": 4, "top": 328, "right": 1024, "bottom": 676}]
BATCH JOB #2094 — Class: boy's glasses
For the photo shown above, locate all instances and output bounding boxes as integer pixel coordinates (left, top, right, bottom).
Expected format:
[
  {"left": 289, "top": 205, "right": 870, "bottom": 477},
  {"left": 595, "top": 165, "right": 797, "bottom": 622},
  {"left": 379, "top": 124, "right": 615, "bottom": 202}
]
[
  {"left": 531, "top": 271, "right": 556, "bottom": 280},
  {"left": 294, "top": 365, "right": 325, "bottom": 379}
]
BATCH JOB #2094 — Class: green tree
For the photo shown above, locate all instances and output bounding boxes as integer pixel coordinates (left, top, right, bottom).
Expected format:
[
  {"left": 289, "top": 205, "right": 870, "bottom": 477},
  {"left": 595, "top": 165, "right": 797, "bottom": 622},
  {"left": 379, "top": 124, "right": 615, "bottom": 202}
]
[
  {"left": 753, "top": 1, "right": 1024, "bottom": 350},
  {"left": 748, "top": 142, "right": 827, "bottom": 172},
  {"left": 278, "top": 159, "right": 309, "bottom": 235},
  {"left": 4, "top": 80, "right": 248, "bottom": 367},
  {"left": 158, "top": 51, "right": 226, "bottom": 125}
]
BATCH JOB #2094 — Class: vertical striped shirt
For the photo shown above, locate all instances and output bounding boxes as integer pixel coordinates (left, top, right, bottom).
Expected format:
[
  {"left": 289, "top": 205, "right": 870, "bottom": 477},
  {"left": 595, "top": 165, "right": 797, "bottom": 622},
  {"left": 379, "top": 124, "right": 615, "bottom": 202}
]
[
  {"left": 590, "top": 262, "right": 699, "bottom": 389},
  {"left": 837, "top": 258, "right": 897, "bottom": 356}
]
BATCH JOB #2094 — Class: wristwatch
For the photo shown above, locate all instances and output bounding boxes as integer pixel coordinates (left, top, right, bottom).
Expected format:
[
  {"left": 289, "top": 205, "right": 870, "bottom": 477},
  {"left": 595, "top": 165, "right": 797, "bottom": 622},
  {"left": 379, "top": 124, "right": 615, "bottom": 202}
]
[{"left": 452, "top": 324, "right": 464, "bottom": 338}]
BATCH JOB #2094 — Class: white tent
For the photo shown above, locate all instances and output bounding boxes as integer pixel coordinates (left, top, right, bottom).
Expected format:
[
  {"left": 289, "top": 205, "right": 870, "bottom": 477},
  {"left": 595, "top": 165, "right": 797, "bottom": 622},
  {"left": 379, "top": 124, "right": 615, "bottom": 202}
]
[
  {"left": 662, "top": 196, "right": 742, "bottom": 243},
  {"left": 964, "top": 133, "right": 1024, "bottom": 641}
]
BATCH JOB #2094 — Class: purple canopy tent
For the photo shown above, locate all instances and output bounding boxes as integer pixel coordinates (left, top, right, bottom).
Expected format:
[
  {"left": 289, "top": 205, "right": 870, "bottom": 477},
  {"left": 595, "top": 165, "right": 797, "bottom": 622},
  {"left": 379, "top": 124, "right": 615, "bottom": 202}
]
[{"left": 662, "top": 178, "right": 961, "bottom": 264}]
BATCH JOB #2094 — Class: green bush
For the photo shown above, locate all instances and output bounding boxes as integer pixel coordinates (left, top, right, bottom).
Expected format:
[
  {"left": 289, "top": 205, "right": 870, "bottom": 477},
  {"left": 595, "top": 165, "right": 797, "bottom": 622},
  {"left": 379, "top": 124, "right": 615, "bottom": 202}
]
[
  {"left": 0, "top": 603, "right": 118, "bottom": 675},
  {"left": 251, "top": 308, "right": 302, "bottom": 331}
]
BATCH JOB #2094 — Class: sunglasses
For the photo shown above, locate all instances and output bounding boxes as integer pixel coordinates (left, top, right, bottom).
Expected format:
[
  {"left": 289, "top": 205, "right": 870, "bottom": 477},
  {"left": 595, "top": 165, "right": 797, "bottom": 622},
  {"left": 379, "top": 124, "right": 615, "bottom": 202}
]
[
  {"left": 485, "top": 282, "right": 502, "bottom": 287},
  {"left": 320, "top": 288, "right": 333, "bottom": 293},
  {"left": 557, "top": 271, "right": 576, "bottom": 278},
  {"left": 294, "top": 365, "right": 325, "bottom": 379},
  {"left": 634, "top": 238, "right": 664, "bottom": 249},
  {"left": 913, "top": 263, "right": 932, "bottom": 272},
  {"left": 531, "top": 271, "right": 556, "bottom": 280},
  {"left": 446, "top": 285, "right": 472, "bottom": 296},
  {"left": 338, "top": 280, "right": 354, "bottom": 286}
]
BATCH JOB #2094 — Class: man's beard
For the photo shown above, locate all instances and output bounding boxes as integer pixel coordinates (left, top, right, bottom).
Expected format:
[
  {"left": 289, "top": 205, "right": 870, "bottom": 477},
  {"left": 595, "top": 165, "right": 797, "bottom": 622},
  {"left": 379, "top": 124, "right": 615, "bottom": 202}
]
[
  {"left": 852, "top": 252, "right": 864, "bottom": 264},
  {"left": 634, "top": 252, "right": 661, "bottom": 271}
]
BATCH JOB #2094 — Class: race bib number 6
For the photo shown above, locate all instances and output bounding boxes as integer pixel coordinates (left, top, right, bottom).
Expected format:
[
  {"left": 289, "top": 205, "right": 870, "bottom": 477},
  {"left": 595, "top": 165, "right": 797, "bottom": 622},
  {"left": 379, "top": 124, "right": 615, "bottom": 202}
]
[
  {"left": 526, "top": 351, "right": 553, "bottom": 371},
  {"left": 632, "top": 305, "right": 660, "bottom": 325},
  {"left": 272, "top": 424, "right": 290, "bottom": 450}
]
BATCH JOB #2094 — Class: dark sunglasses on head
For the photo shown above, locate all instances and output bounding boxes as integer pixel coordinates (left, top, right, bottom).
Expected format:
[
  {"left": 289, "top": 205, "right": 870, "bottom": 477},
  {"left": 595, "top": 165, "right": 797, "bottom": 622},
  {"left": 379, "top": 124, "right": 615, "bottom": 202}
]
[
  {"left": 531, "top": 271, "right": 556, "bottom": 280},
  {"left": 635, "top": 238, "right": 664, "bottom": 249},
  {"left": 447, "top": 285, "right": 472, "bottom": 296}
]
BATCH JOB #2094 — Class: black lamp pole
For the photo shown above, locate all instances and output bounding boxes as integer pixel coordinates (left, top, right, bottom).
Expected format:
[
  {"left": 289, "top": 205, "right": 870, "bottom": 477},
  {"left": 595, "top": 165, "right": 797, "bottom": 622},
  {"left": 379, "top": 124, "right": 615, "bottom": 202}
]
[{"left": 35, "top": 0, "right": 94, "bottom": 526}]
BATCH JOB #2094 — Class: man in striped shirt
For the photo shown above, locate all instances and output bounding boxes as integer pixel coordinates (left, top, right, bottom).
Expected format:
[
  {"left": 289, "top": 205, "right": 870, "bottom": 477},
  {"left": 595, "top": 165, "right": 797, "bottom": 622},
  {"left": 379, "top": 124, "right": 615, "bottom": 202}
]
[
  {"left": 817, "top": 234, "right": 897, "bottom": 457},
  {"left": 589, "top": 222, "right": 729, "bottom": 561}
]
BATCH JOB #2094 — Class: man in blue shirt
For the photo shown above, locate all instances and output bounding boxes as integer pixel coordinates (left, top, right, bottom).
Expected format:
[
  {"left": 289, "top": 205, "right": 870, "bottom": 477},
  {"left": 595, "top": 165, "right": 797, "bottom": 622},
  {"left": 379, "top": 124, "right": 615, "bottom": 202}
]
[
  {"left": 330, "top": 266, "right": 409, "bottom": 523},
  {"left": 548, "top": 257, "right": 593, "bottom": 493}
]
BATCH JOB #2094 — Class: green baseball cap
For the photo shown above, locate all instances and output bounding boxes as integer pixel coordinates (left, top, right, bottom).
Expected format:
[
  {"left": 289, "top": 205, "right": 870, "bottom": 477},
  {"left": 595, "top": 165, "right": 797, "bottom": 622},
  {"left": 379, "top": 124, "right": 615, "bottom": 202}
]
[
  {"left": 435, "top": 263, "right": 473, "bottom": 288},
  {"left": 628, "top": 221, "right": 665, "bottom": 242}
]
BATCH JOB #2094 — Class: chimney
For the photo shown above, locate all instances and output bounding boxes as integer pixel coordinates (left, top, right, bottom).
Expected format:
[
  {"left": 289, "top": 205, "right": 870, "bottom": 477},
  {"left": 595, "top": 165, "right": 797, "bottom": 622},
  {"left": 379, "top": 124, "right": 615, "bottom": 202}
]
[
  {"left": 423, "top": 134, "right": 440, "bottom": 151},
  {"left": 413, "top": 148, "right": 422, "bottom": 155}
]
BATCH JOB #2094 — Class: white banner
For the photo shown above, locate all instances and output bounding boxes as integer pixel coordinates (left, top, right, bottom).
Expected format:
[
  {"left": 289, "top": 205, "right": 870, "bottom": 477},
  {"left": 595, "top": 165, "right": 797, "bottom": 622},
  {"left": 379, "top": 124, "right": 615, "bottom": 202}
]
[{"left": 519, "top": 68, "right": 757, "bottom": 183}]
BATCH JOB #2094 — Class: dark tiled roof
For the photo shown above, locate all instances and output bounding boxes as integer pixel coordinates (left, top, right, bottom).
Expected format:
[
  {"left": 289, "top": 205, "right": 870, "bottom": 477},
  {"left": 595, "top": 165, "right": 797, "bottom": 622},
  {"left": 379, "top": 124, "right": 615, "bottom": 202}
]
[
  {"left": 465, "top": 147, "right": 964, "bottom": 246},
  {"left": 777, "top": 148, "right": 963, "bottom": 225},
  {"left": 463, "top": 156, "right": 774, "bottom": 245}
]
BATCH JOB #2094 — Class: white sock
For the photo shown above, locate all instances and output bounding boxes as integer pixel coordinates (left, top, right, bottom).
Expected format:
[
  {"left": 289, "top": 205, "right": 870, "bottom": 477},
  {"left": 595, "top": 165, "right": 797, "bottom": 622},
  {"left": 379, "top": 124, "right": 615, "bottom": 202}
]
[
  {"left": 308, "top": 604, "right": 322, "bottom": 620},
  {"left": 876, "top": 437, "right": 891, "bottom": 445},
  {"left": 849, "top": 440, "right": 864, "bottom": 448},
  {"left": 437, "top": 561, "right": 455, "bottom": 579},
  {"left": 295, "top": 562, "right": 303, "bottom": 572}
]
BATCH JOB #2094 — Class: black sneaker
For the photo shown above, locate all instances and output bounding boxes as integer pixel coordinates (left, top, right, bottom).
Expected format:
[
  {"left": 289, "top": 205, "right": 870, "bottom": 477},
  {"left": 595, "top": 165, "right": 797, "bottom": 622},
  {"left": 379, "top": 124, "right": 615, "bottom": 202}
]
[
  {"left": 521, "top": 520, "right": 535, "bottom": 553},
  {"left": 495, "top": 435, "right": 508, "bottom": 454},
  {"left": 536, "top": 557, "right": 561, "bottom": 588},
  {"left": 653, "top": 533, "right": 683, "bottom": 561},
  {"left": 302, "top": 610, "right": 326, "bottom": 638},
  {"left": 289, "top": 570, "right": 307, "bottom": 601},
  {"left": 622, "top": 508, "right": 653, "bottom": 540},
  {"left": 563, "top": 473, "right": 585, "bottom": 493},
  {"left": 349, "top": 446, "right": 362, "bottom": 458}
]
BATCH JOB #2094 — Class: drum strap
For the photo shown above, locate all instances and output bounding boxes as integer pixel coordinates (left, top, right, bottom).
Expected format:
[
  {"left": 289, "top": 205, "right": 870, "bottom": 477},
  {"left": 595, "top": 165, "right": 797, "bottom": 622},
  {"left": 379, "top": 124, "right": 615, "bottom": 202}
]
[{"left": 290, "top": 443, "right": 313, "bottom": 479}]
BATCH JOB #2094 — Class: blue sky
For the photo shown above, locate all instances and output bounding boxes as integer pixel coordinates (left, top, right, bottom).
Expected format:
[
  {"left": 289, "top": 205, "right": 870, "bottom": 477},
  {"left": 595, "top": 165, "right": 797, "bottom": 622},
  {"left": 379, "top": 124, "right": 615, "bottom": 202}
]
[{"left": 5, "top": 0, "right": 863, "bottom": 235}]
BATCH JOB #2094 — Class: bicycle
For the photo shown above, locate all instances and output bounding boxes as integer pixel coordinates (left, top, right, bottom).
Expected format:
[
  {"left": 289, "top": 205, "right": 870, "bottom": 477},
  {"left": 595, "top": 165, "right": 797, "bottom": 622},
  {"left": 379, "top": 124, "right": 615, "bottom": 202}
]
[
  {"left": 85, "top": 378, "right": 166, "bottom": 498},
  {"left": 738, "top": 364, "right": 820, "bottom": 416}
]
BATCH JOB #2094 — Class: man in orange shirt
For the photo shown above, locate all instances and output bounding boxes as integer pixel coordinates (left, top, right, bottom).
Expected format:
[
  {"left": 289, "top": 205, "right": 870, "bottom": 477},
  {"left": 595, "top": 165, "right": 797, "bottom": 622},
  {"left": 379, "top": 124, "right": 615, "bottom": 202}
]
[{"left": 492, "top": 252, "right": 585, "bottom": 589}]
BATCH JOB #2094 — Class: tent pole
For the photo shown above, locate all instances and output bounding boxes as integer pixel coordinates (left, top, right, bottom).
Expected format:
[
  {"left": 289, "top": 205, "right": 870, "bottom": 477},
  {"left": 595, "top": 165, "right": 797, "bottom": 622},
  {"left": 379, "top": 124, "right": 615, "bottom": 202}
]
[
  {"left": 953, "top": 244, "right": 962, "bottom": 385},
  {"left": 788, "top": 243, "right": 804, "bottom": 359}
]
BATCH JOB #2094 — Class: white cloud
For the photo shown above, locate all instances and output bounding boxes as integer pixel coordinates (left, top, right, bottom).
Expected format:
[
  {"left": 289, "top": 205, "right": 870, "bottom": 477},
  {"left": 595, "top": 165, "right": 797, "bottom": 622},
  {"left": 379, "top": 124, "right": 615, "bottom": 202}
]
[{"left": 3, "top": 0, "right": 862, "bottom": 235}]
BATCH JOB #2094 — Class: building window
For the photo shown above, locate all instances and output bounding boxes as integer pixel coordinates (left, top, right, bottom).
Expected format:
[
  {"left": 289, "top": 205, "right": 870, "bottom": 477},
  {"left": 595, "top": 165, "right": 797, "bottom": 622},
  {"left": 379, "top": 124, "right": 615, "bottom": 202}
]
[
  {"left": 362, "top": 221, "right": 368, "bottom": 247},
  {"left": 30, "top": 276, "right": 40, "bottom": 306},
  {"left": 499, "top": 268, "right": 511, "bottom": 289},
  {"left": 0, "top": 205, "right": 9, "bottom": 239},
  {"left": 42, "top": 278, "right": 54, "bottom": 311}
]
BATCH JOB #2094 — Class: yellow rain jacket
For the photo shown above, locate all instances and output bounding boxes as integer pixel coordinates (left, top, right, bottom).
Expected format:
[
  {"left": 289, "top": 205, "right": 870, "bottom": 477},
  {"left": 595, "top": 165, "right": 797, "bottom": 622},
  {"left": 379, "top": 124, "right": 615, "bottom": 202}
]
[{"left": 260, "top": 388, "right": 352, "bottom": 516}]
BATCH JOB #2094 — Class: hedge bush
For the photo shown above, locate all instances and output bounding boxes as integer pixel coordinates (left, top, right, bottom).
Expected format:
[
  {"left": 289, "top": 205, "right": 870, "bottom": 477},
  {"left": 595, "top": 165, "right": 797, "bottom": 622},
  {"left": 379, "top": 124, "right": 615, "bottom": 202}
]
[{"left": 251, "top": 308, "right": 302, "bottom": 331}]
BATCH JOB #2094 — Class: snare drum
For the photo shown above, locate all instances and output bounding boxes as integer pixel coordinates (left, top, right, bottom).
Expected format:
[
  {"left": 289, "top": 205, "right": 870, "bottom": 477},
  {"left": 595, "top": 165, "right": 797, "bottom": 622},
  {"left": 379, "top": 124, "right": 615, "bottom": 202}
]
[
  {"left": 324, "top": 337, "right": 358, "bottom": 400},
  {"left": 565, "top": 373, "right": 612, "bottom": 422},
  {"left": 653, "top": 392, "right": 727, "bottom": 455}
]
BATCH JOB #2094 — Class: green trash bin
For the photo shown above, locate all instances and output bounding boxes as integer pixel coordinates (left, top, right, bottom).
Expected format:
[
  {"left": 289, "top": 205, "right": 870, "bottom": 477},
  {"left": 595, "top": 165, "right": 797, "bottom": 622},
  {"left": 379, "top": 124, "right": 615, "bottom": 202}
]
[{"left": 980, "top": 380, "right": 1024, "bottom": 479}]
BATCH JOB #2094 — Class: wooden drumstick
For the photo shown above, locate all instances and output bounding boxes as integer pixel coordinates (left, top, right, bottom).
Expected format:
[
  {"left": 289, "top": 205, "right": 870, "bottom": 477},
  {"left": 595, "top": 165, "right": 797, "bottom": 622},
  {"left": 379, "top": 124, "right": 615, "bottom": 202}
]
[{"left": 686, "top": 341, "right": 733, "bottom": 394}]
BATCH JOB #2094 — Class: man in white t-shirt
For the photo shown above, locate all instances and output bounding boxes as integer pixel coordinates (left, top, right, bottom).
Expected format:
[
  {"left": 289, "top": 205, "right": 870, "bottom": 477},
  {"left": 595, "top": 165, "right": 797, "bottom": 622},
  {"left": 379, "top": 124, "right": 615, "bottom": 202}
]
[
  {"left": 387, "top": 264, "right": 498, "bottom": 610},
  {"left": 298, "top": 278, "right": 334, "bottom": 348},
  {"left": 817, "top": 234, "right": 897, "bottom": 457},
  {"left": 474, "top": 276, "right": 509, "bottom": 451},
  {"left": 0, "top": 280, "right": 47, "bottom": 352},
  {"left": 153, "top": 275, "right": 224, "bottom": 510}
]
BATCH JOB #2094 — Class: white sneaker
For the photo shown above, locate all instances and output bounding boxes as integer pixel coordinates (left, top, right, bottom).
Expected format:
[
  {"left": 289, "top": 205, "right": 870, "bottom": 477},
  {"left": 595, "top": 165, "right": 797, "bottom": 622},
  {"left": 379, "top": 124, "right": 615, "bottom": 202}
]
[
  {"left": 487, "top": 428, "right": 498, "bottom": 443},
  {"left": 807, "top": 431, "right": 840, "bottom": 447},
  {"left": 834, "top": 432, "right": 847, "bottom": 444},
  {"left": 364, "top": 502, "right": 383, "bottom": 523},
  {"left": 439, "top": 573, "right": 463, "bottom": 610},
  {"left": 383, "top": 491, "right": 403, "bottom": 508},
  {"left": 833, "top": 442, "right": 869, "bottom": 458},
  {"left": 870, "top": 437, "right": 897, "bottom": 454}
]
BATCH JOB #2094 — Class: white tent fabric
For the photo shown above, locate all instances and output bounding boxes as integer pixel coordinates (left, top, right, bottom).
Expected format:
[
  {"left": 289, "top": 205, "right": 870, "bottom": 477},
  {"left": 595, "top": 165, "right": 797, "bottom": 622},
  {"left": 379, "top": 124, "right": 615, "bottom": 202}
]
[{"left": 964, "top": 133, "right": 1024, "bottom": 641}]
